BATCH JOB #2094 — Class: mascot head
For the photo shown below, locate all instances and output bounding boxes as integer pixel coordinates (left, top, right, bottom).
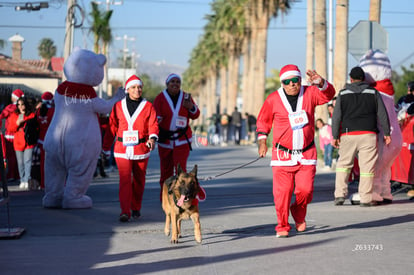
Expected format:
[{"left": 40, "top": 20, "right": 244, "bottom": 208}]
[
  {"left": 63, "top": 47, "right": 106, "bottom": 87},
  {"left": 359, "top": 49, "right": 392, "bottom": 84}
]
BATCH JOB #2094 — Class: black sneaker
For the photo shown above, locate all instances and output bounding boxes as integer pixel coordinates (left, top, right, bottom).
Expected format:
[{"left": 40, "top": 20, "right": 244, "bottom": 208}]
[
  {"left": 119, "top": 213, "right": 129, "bottom": 222},
  {"left": 382, "top": 198, "right": 393, "bottom": 204},
  {"left": 334, "top": 197, "right": 345, "bottom": 206},
  {"left": 132, "top": 210, "right": 141, "bottom": 219}
]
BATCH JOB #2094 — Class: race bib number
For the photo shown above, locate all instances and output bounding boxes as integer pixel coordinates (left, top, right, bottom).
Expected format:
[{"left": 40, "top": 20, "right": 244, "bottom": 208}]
[
  {"left": 123, "top": 130, "right": 139, "bottom": 146},
  {"left": 176, "top": 116, "right": 187, "bottom": 128},
  {"left": 288, "top": 110, "right": 308, "bottom": 130}
]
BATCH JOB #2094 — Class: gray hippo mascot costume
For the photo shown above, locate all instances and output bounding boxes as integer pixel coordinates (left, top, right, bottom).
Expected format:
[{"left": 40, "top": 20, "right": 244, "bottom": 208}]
[{"left": 43, "top": 48, "right": 125, "bottom": 209}]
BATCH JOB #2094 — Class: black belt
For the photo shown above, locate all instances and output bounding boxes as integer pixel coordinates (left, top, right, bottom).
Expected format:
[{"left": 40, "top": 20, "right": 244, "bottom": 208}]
[
  {"left": 117, "top": 137, "right": 146, "bottom": 144},
  {"left": 275, "top": 140, "right": 314, "bottom": 154}
]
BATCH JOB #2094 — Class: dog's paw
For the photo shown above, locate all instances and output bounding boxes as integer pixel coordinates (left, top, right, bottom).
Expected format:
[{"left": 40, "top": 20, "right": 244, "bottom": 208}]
[
  {"left": 170, "top": 238, "right": 179, "bottom": 244},
  {"left": 164, "top": 229, "right": 170, "bottom": 236},
  {"left": 195, "top": 235, "right": 202, "bottom": 244}
]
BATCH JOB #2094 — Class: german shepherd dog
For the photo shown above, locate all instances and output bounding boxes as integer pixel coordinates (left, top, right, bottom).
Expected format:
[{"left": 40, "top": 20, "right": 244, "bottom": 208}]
[{"left": 162, "top": 164, "right": 201, "bottom": 244}]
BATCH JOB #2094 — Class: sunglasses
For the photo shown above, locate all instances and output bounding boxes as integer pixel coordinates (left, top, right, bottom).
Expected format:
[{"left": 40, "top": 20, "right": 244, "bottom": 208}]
[{"left": 282, "top": 77, "right": 300, "bottom": 85}]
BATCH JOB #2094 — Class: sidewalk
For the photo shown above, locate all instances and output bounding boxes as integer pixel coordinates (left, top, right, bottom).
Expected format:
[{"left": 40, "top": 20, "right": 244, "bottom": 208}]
[{"left": 1, "top": 145, "right": 412, "bottom": 275}]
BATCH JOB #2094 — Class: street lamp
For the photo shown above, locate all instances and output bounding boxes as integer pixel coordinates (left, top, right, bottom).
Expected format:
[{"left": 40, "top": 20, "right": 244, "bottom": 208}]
[{"left": 115, "top": 35, "right": 136, "bottom": 83}]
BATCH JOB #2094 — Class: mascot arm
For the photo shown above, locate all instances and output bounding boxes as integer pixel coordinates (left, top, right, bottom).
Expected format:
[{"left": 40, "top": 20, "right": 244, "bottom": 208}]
[{"left": 92, "top": 87, "right": 125, "bottom": 114}]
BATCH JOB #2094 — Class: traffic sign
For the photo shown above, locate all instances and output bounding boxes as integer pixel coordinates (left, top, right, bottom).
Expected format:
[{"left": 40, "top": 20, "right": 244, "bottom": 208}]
[{"left": 348, "top": 20, "right": 388, "bottom": 61}]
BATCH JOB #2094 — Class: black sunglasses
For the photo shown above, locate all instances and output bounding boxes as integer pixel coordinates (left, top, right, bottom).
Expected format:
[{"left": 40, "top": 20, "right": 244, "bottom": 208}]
[{"left": 282, "top": 77, "right": 300, "bottom": 85}]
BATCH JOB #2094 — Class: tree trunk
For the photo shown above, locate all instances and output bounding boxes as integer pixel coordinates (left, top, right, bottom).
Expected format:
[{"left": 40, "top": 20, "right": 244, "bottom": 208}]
[
  {"left": 219, "top": 65, "right": 228, "bottom": 113},
  {"left": 306, "top": 0, "right": 315, "bottom": 72},
  {"left": 314, "top": 0, "right": 328, "bottom": 121},
  {"left": 241, "top": 36, "right": 251, "bottom": 113},
  {"left": 333, "top": 0, "right": 348, "bottom": 93},
  {"left": 227, "top": 52, "right": 240, "bottom": 113},
  {"left": 253, "top": 18, "right": 268, "bottom": 115}
]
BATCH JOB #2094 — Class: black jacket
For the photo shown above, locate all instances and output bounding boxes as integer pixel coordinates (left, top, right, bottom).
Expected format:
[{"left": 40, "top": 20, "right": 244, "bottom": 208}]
[{"left": 332, "top": 81, "right": 390, "bottom": 139}]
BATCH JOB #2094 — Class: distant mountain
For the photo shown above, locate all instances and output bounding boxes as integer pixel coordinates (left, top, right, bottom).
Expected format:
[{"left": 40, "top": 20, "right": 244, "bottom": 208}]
[{"left": 137, "top": 60, "right": 186, "bottom": 85}]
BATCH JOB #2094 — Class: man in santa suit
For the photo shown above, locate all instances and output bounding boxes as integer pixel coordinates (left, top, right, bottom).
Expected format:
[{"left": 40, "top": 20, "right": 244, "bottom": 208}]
[
  {"left": 35, "top": 91, "right": 55, "bottom": 189},
  {"left": 103, "top": 75, "right": 159, "bottom": 222},
  {"left": 257, "top": 64, "right": 335, "bottom": 238},
  {"left": 0, "top": 89, "right": 24, "bottom": 181},
  {"left": 153, "top": 74, "right": 201, "bottom": 201}
]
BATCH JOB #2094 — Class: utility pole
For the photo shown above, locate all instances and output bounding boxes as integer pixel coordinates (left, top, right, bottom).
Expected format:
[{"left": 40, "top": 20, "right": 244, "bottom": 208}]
[
  {"left": 63, "top": 0, "right": 84, "bottom": 81},
  {"left": 63, "top": 0, "right": 76, "bottom": 67},
  {"left": 115, "top": 35, "right": 136, "bottom": 83}
]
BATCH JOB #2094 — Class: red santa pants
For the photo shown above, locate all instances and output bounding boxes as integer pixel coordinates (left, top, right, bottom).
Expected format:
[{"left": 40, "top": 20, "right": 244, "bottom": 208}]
[
  {"left": 272, "top": 164, "right": 315, "bottom": 233},
  {"left": 5, "top": 138, "right": 19, "bottom": 180},
  {"left": 116, "top": 157, "right": 149, "bottom": 217},
  {"left": 158, "top": 145, "right": 190, "bottom": 200}
]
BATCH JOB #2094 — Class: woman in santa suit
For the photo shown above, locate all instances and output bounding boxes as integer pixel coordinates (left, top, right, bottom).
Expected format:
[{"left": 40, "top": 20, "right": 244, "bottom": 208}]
[
  {"left": 103, "top": 75, "right": 159, "bottom": 222},
  {"left": 6, "top": 96, "right": 36, "bottom": 190},
  {"left": 0, "top": 89, "right": 24, "bottom": 181},
  {"left": 35, "top": 91, "right": 55, "bottom": 189},
  {"left": 153, "top": 73, "right": 201, "bottom": 201}
]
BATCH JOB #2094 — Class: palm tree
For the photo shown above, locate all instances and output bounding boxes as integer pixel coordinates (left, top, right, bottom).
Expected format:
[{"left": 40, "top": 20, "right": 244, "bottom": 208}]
[
  {"left": 245, "top": 0, "right": 291, "bottom": 114},
  {"left": 38, "top": 38, "right": 57, "bottom": 61},
  {"left": 89, "top": 2, "right": 113, "bottom": 54}
]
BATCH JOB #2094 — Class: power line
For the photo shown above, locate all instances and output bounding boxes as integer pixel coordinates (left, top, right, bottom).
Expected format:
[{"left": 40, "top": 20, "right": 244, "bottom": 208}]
[{"left": 1, "top": 24, "right": 414, "bottom": 30}]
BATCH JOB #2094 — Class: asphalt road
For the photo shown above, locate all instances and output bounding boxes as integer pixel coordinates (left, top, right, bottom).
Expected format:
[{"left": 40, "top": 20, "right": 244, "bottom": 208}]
[{"left": 1, "top": 144, "right": 413, "bottom": 275}]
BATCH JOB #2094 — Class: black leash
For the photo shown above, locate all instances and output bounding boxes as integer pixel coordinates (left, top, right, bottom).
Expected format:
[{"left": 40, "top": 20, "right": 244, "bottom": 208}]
[{"left": 198, "top": 157, "right": 262, "bottom": 181}]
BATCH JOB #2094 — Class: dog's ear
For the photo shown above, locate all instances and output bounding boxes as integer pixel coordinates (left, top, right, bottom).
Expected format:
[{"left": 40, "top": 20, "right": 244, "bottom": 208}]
[
  {"left": 189, "top": 165, "right": 198, "bottom": 177},
  {"left": 177, "top": 163, "right": 184, "bottom": 175}
]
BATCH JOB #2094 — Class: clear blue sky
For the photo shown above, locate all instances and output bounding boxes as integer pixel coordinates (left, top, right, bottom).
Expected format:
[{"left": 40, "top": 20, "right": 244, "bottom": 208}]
[{"left": 1, "top": 0, "right": 413, "bottom": 77}]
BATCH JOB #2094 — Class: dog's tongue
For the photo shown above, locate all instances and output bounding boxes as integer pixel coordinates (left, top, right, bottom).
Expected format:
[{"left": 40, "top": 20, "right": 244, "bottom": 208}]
[{"left": 177, "top": 195, "right": 186, "bottom": 207}]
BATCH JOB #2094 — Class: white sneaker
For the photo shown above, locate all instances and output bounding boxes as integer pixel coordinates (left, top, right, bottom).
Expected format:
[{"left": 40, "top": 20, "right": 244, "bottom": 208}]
[{"left": 19, "top": 182, "right": 28, "bottom": 189}]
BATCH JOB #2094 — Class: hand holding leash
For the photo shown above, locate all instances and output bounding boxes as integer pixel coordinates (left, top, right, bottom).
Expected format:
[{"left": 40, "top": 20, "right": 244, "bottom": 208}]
[{"left": 146, "top": 139, "right": 156, "bottom": 151}]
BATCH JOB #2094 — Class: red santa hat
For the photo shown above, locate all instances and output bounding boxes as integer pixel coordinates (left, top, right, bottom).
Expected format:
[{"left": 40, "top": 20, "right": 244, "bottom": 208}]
[
  {"left": 165, "top": 73, "right": 181, "bottom": 85},
  {"left": 12, "top": 89, "right": 24, "bottom": 100},
  {"left": 279, "top": 64, "right": 302, "bottom": 81},
  {"left": 125, "top": 75, "right": 143, "bottom": 91},
  {"left": 41, "top": 91, "right": 54, "bottom": 102}
]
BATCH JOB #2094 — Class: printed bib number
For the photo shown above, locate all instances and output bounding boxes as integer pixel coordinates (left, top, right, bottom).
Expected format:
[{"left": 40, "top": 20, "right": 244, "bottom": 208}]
[
  {"left": 123, "top": 130, "right": 139, "bottom": 146},
  {"left": 176, "top": 116, "right": 187, "bottom": 128},
  {"left": 288, "top": 110, "right": 308, "bottom": 130}
]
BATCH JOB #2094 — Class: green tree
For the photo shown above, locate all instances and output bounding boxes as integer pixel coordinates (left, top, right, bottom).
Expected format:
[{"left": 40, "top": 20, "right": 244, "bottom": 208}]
[
  {"left": 90, "top": 2, "right": 113, "bottom": 54},
  {"left": 38, "top": 38, "right": 56, "bottom": 60},
  {"left": 265, "top": 68, "right": 281, "bottom": 98},
  {"left": 394, "top": 64, "right": 414, "bottom": 103},
  {"left": 139, "top": 74, "right": 163, "bottom": 102}
]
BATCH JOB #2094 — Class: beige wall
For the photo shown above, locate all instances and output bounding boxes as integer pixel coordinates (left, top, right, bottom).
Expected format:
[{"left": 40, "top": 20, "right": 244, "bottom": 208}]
[{"left": 0, "top": 76, "right": 60, "bottom": 95}]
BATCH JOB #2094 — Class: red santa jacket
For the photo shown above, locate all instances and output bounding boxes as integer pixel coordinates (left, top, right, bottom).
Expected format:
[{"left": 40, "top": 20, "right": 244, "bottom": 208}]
[
  {"left": 7, "top": 112, "right": 36, "bottom": 151},
  {"left": 153, "top": 90, "right": 200, "bottom": 149},
  {"left": 103, "top": 98, "right": 159, "bottom": 160},
  {"left": 0, "top": 103, "right": 17, "bottom": 140},
  {"left": 35, "top": 106, "right": 55, "bottom": 144},
  {"left": 257, "top": 81, "right": 335, "bottom": 166}
]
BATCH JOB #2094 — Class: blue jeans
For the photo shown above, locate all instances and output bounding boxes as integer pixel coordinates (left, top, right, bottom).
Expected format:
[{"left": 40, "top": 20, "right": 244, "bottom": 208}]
[
  {"left": 324, "top": 143, "right": 333, "bottom": 167},
  {"left": 15, "top": 148, "right": 33, "bottom": 183}
]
